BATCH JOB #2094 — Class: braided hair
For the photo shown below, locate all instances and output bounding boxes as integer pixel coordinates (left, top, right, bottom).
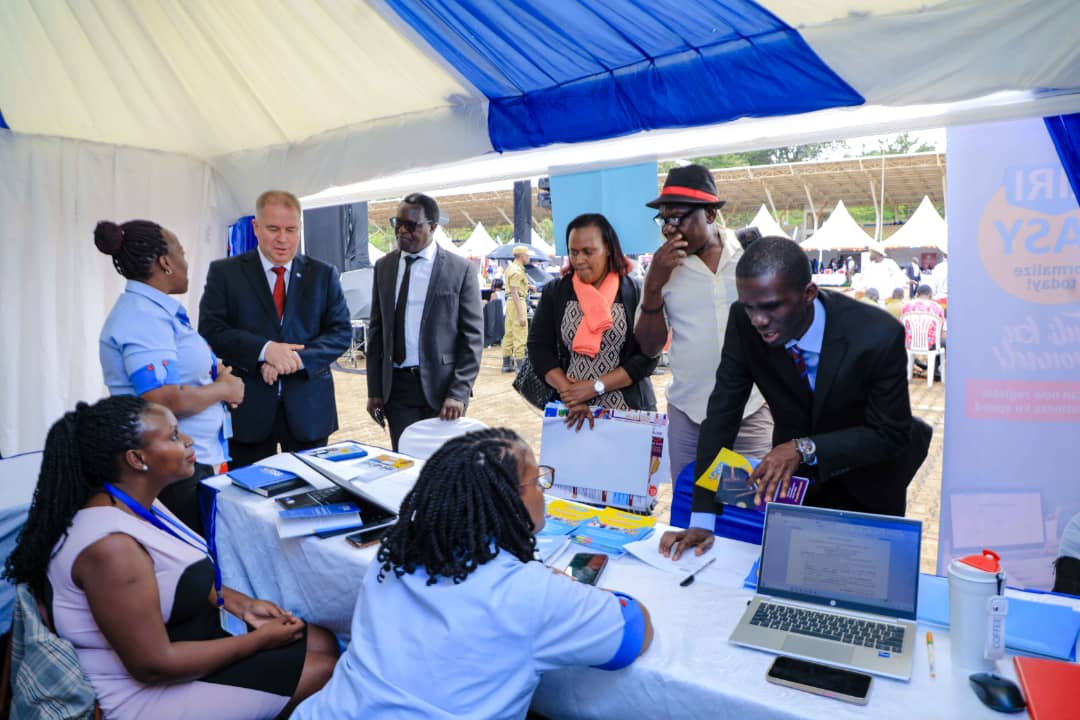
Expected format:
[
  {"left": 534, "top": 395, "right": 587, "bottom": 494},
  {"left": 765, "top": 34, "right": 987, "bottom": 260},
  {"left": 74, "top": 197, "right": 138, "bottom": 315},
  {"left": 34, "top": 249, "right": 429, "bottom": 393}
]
[
  {"left": 4, "top": 396, "right": 149, "bottom": 600},
  {"left": 377, "top": 428, "right": 537, "bottom": 586},
  {"left": 94, "top": 219, "right": 167, "bottom": 281}
]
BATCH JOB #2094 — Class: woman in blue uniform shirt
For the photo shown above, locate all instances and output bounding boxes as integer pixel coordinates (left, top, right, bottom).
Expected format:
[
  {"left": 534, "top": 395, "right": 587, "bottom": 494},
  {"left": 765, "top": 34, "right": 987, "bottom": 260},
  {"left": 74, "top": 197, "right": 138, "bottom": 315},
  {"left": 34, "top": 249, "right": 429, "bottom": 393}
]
[
  {"left": 96, "top": 219, "right": 243, "bottom": 534},
  {"left": 294, "top": 428, "right": 654, "bottom": 719}
]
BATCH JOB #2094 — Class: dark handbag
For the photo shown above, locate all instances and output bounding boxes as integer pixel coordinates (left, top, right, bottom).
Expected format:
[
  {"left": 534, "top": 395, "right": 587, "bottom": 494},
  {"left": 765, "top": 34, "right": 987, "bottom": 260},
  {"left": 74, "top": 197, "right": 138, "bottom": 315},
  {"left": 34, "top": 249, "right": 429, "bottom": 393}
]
[{"left": 512, "top": 356, "right": 557, "bottom": 410}]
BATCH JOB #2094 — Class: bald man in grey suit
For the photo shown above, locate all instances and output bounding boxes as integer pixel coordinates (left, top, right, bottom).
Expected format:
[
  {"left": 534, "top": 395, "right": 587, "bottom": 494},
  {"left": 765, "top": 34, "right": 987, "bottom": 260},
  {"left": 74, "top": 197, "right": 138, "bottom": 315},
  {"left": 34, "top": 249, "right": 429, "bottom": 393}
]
[{"left": 366, "top": 193, "right": 483, "bottom": 449}]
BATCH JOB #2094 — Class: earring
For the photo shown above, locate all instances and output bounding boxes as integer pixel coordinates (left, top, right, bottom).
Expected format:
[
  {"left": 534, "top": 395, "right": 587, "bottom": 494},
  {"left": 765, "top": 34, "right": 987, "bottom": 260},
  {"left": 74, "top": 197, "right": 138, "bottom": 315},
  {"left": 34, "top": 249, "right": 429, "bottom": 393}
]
[
  {"left": 142, "top": 465, "right": 149, "bottom": 471},
  {"left": 164, "top": 269, "right": 173, "bottom": 275}
]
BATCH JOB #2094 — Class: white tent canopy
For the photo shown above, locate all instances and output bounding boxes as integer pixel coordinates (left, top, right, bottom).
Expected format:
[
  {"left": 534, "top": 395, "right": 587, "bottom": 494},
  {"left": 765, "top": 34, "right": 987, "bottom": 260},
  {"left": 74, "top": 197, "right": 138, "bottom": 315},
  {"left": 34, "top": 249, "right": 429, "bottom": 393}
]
[
  {"left": 432, "top": 225, "right": 465, "bottom": 256},
  {"left": 458, "top": 222, "right": 498, "bottom": 257},
  {"left": 746, "top": 205, "right": 789, "bottom": 239},
  {"left": 367, "top": 243, "right": 385, "bottom": 263},
  {"left": 2, "top": 0, "right": 1080, "bottom": 454},
  {"left": 530, "top": 230, "right": 557, "bottom": 257},
  {"left": 881, "top": 196, "right": 948, "bottom": 253},
  {"left": 800, "top": 200, "right": 876, "bottom": 253}
]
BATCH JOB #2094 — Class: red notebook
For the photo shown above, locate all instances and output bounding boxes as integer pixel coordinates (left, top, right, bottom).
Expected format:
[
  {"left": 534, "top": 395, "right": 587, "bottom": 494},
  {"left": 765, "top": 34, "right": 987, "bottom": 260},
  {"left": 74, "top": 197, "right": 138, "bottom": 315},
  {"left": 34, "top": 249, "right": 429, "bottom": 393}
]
[{"left": 1013, "top": 656, "right": 1079, "bottom": 720}]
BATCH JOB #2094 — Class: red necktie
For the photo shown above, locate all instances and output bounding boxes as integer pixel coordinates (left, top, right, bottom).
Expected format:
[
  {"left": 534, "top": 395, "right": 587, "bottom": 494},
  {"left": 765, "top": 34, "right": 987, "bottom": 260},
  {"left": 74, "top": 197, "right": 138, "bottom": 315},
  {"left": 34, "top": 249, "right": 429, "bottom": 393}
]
[
  {"left": 272, "top": 266, "right": 286, "bottom": 319},
  {"left": 788, "top": 344, "right": 811, "bottom": 391}
]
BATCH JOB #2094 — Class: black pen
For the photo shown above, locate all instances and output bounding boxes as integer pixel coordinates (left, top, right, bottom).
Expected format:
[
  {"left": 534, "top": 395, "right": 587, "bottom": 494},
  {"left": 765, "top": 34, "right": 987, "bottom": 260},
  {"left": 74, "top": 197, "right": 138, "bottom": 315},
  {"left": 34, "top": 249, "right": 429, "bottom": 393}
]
[{"left": 680, "top": 557, "right": 716, "bottom": 587}]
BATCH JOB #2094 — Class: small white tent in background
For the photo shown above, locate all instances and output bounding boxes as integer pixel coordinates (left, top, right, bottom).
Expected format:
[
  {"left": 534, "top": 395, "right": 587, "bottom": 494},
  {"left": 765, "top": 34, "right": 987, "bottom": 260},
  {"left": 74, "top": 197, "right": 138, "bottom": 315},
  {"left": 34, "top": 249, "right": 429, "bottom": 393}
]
[
  {"left": 433, "top": 225, "right": 466, "bottom": 255},
  {"left": 746, "top": 205, "right": 789, "bottom": 239},
  {"left": 800, "top": 200, "right": 875, "bottom": 252},
  {"left": 458, "top": 221, "right": 498, "bottom": 257},
  {"left": 530, "top": 229, "right": 558, "bottom": 257},
  {"left": 881, "top": 196, "right": 948, "bottom": 253},
  {"left": 367, "top": 243, "right": 385, "bottom": 262}
]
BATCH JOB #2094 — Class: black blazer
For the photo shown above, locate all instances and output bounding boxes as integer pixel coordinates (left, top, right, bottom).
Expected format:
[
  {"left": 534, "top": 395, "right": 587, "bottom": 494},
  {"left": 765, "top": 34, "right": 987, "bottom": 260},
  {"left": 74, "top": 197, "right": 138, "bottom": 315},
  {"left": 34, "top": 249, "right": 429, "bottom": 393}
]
[
  {"left": 366, "top": 246, "right": 484, "bottom": 410},
  {"left": 695, "top": 290, "right": 925, "bottom": 516},
  {"left": 198, "top": 250, "right": 351, "bottom": 443},
  {"left": 528, "top": 273, "right": 657, "bottom": 411}
]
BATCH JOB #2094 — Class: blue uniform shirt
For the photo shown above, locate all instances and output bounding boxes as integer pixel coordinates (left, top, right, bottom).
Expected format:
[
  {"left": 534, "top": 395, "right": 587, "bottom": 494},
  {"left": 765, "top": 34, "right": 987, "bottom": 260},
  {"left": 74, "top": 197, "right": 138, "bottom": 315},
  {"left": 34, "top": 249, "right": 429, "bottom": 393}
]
[{"left": 100, "top": 280, "right": 229, "bottom": 465}]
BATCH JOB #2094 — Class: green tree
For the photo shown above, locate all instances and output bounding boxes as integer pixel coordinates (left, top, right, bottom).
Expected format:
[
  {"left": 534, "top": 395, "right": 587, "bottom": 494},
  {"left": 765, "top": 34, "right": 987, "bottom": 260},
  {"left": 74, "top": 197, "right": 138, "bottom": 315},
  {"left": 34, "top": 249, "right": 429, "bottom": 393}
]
[
  {"left": 858, "top": 132, "right": 937, "bottom": 156},
  {"left": 660, "top": 142, "right": 845, "bottom": 173}
]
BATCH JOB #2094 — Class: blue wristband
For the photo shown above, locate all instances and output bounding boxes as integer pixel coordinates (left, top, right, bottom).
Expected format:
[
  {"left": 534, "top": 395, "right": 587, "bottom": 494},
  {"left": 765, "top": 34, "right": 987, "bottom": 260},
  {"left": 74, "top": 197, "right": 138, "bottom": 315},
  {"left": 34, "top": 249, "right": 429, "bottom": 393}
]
[{"left": 593, "top": 592, "right": 646, "bottom": 671}]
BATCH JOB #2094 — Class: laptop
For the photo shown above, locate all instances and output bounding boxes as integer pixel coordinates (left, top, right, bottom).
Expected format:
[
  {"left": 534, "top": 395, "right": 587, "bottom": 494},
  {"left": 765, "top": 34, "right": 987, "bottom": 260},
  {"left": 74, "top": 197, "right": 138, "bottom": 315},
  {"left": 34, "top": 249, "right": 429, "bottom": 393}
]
[
  {"left": 729, "top": 503, "right": 922, "bottom": 680},
  {"left": 283, "top": 452, "right": 399, "bottom": 536}
]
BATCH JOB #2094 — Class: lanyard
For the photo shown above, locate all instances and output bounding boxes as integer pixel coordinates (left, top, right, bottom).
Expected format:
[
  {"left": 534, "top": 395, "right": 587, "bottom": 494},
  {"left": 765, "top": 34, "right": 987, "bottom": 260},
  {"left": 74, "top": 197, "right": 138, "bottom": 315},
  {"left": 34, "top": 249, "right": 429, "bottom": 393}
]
[{"left": 104, "top": 483, "right": 224, "bottom": 607}]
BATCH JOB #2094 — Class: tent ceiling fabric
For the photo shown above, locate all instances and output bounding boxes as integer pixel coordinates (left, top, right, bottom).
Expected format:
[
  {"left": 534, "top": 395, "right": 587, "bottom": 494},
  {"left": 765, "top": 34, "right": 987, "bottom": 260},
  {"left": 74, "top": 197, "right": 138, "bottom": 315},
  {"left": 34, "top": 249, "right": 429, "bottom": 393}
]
[
  {"left": 0, "top": 0, "right": 482, "bottom": 157},
  {"left": 384, "top": 0, "right": 862, "bottom": 151},
  {"left": 2, "top": 0, "right": 1078, "bottom": 203}
]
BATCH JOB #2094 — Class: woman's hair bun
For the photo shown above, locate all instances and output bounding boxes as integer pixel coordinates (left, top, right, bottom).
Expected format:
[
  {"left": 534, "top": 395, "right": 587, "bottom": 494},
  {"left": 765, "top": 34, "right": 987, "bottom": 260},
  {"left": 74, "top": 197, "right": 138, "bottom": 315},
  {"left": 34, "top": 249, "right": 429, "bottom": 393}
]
[{"left": 93, "top": 221, "right": 124, "bottom": 255}]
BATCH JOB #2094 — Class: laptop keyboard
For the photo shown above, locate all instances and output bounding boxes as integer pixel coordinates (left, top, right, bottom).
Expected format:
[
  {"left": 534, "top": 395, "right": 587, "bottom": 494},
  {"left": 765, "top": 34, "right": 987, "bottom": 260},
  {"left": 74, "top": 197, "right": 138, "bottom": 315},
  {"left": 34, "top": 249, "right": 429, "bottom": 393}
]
[
  {"left": 750, "top": 602, "right": 905, "bottom": 653},
  {"left": 307, "top": 487, "right": 351, "bottom": 504}
]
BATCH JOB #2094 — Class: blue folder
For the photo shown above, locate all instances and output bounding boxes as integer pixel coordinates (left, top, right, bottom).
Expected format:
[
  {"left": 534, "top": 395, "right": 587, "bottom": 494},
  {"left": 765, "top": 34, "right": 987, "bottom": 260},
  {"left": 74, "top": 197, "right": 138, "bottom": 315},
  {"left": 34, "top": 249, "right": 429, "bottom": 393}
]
[{"left": 917, "top": 573, "right": 1080, "bottom": 661}]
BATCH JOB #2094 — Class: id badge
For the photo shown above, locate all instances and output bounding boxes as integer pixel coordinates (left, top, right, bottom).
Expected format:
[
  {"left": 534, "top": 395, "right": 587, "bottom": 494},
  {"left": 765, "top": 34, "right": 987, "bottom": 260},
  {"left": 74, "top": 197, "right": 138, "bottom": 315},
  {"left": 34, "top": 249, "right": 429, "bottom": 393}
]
[
  {"left": 221, "top": 408, "right": 233, "bottom": 440},
  {"left": 220, "top": 608, "right": 248, "bottom": 636}
]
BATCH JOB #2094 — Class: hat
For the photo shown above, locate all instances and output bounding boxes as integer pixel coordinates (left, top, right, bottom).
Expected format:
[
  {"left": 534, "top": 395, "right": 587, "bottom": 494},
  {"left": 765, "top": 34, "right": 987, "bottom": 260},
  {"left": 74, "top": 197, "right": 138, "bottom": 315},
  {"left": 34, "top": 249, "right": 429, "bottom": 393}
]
[
  {"left": 512, "top": 245, "right": 531, "bottom": 257},
  {"left": 646, "top": 164, "right": 725, "bottom": 209}
]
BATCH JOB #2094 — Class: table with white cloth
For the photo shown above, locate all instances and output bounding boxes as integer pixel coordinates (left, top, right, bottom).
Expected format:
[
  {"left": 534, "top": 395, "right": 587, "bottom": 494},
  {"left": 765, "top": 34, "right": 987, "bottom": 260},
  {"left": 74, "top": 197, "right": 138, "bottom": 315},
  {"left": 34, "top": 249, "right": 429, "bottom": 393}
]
[
  {"left": 812, "top": 272, "right": 848, "bottom": 287},
  {"left": 205, "top": 448, "right": 1039, "bottom": 720}
]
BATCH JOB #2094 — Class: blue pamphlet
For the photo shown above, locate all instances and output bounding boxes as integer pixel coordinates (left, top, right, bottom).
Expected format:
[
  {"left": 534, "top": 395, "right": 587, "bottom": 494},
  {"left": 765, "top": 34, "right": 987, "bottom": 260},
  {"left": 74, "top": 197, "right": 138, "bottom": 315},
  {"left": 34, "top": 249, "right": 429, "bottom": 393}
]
[
  {"left": 299, "top": 442, "right": 369, "bottom": 462},
  {"left": 228, "top": 465, "right": 307, "bottom": 496}
]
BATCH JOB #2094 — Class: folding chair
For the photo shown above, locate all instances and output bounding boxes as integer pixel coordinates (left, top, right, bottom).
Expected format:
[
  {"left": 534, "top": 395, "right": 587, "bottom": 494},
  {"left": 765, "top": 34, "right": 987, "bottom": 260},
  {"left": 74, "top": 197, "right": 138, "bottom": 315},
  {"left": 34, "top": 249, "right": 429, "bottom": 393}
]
[{"left": 901, "top": 312, "right": 945, "bottom": 387}]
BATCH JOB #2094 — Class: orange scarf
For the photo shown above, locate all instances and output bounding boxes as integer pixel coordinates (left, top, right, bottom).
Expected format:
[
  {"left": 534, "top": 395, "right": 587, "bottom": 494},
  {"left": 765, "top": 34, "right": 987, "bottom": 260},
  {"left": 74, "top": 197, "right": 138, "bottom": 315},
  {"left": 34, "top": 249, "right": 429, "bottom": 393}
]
[{"left": 571, "top": 271, "right": 619, "bottom": 357}]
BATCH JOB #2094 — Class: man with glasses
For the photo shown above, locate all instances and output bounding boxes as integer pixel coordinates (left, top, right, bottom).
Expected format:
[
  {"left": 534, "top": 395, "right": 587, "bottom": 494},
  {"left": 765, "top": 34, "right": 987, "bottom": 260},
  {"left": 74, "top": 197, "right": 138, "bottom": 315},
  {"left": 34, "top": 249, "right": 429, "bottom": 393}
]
[
  {"left": 366, "top": 193, "right": 483, "bottom": 450},
  {"left": 635, "top": 165, "right": 774, "bottom": 489}
]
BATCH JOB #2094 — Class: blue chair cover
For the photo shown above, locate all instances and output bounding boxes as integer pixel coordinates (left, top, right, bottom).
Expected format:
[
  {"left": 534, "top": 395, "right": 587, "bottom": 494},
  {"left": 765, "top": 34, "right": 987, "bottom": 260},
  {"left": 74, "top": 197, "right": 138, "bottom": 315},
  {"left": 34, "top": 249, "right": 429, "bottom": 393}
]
[{"left": 670, "top": 462, "right": 766, "bottom": 545}]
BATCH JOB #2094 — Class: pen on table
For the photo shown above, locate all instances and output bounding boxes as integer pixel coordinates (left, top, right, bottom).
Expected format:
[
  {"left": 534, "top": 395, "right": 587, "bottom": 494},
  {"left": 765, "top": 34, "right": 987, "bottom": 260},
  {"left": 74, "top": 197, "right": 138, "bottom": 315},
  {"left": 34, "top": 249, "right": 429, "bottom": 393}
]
[
  {"left": 926, "top": 631, "right": 936, "bottom": 679},
  {"left": 680, "top": 557, "right": 716, "bottom": 587}
]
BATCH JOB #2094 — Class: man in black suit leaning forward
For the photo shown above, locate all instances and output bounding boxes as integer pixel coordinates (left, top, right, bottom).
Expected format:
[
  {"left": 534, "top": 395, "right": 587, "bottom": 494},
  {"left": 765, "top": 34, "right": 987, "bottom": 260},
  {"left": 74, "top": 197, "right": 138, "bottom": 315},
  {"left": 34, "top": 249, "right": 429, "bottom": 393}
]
[
  {"left": 366, "top": 193, "right": 483, "bottom": 450},
  {"left": 199, "top": 190, "right": 351, "bottom": 468},
  {"left": 662, "top": 236, "right": 930, "bottom": 559}
]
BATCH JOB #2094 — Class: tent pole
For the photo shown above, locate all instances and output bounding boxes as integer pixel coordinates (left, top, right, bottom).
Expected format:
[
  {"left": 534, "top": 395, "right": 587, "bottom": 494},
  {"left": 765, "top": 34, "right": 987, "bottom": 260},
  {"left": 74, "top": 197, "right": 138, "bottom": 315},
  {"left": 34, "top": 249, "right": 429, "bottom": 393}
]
[{"left": 763, "top": 184, "right": 779, "bottom": 222}]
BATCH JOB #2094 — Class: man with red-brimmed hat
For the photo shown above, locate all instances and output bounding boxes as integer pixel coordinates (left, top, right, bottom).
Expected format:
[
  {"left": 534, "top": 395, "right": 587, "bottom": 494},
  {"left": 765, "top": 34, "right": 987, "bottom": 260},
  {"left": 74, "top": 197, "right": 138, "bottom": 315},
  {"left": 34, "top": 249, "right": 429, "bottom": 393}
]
[{"left": 635, "top": 165, "right": 774, "bottom": 495}]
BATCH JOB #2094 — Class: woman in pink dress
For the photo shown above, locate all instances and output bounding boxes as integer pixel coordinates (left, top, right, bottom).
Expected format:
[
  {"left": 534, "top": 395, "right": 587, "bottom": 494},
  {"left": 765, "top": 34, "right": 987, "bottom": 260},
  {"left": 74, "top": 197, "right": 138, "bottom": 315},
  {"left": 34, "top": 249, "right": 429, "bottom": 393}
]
[{"left": 5, "top": 396, "right": 337, "bottom": 719}]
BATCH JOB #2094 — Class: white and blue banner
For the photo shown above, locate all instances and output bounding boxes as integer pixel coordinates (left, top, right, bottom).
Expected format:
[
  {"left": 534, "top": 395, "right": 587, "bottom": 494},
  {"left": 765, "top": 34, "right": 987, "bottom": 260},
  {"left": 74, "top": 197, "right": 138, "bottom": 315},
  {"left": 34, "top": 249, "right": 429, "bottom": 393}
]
[{"left": 940, "top": 118, "right": 1080, "bottom": 589}]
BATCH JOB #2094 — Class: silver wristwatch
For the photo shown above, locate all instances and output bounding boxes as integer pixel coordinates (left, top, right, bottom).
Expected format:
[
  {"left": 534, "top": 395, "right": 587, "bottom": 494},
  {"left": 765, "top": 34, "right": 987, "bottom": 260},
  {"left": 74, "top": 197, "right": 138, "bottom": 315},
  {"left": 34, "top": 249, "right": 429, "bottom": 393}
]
[
  {"left": 593, "top": 379, "right": 606, "bottom": 396},
  {"left": 795, "top": 437, "right": 817, "bottom": 465}
]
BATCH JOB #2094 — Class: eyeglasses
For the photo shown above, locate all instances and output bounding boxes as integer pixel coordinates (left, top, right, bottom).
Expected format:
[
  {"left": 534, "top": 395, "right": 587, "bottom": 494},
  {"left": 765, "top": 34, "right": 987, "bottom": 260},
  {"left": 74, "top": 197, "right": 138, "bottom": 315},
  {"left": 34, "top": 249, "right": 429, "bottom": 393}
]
[
  {"left": 653, "top": 207, "right": 701, "bottom": 228},
  {"left": 389, "top": 217, "right": 433, "bottom": 233},
  {"left": 522, "top": 465, "right": 555, "bottom": 491}
]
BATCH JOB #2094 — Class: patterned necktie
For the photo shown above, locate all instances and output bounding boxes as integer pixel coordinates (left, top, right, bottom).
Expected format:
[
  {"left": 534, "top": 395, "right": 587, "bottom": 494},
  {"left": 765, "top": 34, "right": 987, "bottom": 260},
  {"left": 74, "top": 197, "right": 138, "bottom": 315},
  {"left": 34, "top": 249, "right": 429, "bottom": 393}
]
[
  {"left": 393, "top": 255, "right": 420, "bottom": 365},
  {"left": 788, "top": 344, "right": 812, "bottom": 391},
  {"left": 271, "top": 266, "right": 287, "bottom": 320}
]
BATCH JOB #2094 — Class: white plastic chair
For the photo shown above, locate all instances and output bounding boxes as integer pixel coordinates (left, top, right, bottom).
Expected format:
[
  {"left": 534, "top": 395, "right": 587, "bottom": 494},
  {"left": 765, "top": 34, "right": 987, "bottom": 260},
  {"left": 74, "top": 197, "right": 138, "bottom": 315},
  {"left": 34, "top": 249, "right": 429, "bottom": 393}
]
[
  {"left": 902, "top": 312, "right": 945, "bottom": 386},
  {"left": 398, "top": 417, "right": 489, "bottom": 460},
  {"left": 339, "top": 269, "right": 374, "bottom": 366}
]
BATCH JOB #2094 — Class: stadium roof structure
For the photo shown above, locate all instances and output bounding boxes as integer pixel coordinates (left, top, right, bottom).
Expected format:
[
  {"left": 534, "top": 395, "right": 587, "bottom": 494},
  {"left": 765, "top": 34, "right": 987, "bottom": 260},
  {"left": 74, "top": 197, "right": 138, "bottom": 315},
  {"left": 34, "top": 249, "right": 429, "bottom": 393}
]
[{"left": 709, "top": 153, "right": 946, "bottom": 223}]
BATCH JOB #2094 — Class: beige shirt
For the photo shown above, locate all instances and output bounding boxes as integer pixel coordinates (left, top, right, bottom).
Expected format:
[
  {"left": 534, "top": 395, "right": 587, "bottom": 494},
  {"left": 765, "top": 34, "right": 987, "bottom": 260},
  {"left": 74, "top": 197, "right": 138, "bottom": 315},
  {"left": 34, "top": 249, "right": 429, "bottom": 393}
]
[{"left": 655, "top": 232, "right": 765, "bottom": 424}]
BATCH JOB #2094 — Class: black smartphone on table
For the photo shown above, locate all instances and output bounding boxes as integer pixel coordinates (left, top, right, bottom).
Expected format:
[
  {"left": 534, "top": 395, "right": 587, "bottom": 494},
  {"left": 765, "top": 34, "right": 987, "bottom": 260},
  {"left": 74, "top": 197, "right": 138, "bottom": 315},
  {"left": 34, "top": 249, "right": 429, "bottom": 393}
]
[
  {"left": 563, "top": 552, "right": 608, "bottom": 586},
  {"left": 346, "top": 524, "right": 390, "bottom": 548},
  {"left": 766, "top": 656, "right": 872, "bottom": 705}
]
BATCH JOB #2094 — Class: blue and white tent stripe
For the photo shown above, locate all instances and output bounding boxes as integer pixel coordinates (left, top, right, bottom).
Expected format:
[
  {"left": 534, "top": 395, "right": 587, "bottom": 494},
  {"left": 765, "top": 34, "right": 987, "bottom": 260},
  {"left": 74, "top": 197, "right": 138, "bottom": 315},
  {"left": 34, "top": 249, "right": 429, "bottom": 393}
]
[{"left": 385, "top": 0, "right": 863, "bottom": 152}]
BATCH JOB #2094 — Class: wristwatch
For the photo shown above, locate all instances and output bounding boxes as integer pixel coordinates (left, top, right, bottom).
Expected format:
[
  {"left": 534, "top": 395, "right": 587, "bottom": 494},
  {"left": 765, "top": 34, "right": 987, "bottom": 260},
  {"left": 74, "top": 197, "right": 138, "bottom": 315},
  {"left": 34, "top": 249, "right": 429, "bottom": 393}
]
[
  {"left": 593, "top": 379, "right": 606, "bottom": 397},
  {"left": 795, "top": 437, "right": 817, "bottom": 465}
]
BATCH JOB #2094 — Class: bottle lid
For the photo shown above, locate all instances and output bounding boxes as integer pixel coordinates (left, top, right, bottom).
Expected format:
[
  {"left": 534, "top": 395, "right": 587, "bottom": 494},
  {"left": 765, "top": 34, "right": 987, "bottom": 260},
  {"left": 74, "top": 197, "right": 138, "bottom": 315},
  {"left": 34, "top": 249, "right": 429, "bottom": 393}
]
[{"left": 957, "top": 549, "right": 1001, "bottom": 574}]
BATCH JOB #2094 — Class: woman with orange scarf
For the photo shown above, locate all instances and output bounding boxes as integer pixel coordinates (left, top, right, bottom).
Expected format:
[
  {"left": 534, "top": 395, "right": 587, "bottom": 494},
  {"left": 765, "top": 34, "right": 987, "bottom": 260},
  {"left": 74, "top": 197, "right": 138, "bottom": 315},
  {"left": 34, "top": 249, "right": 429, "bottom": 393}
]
[{"left": 527, "top": 213, "right": 658, "bottom": 430}]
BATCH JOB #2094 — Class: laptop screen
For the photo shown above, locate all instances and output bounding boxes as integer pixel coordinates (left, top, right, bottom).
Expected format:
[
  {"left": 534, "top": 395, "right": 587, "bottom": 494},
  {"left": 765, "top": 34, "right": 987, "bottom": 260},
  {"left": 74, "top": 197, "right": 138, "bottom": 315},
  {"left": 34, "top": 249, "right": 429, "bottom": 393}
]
[{"left": 757, "top": 504, "right": 922, "bottom": 620}]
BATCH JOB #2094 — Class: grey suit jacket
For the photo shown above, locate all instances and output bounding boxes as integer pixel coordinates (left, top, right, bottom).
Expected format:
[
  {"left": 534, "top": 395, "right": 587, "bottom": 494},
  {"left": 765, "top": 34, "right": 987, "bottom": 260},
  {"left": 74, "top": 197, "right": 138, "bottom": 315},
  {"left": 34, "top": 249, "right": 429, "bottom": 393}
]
[{"left": 366, "top": 246, "right": 483, "bottom": 410}]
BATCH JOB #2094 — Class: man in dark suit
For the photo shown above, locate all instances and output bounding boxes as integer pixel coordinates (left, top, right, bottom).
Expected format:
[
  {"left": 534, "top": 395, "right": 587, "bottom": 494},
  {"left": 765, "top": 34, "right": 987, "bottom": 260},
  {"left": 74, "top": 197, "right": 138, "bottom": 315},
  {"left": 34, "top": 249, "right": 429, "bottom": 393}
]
[
  {"left": 661, "top": 236, "right": 930, "bottom": 559},
  {"left": 366, "top": 193, "right": 483, "bottom": 450},
  {"left": 199, "top": 190, "right": 351, "bottom": 468}
]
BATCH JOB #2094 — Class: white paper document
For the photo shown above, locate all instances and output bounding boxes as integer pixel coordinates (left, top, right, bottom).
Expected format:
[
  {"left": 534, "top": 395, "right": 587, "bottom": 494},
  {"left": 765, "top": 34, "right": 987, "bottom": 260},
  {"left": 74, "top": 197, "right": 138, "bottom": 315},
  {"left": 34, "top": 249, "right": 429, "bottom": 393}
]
[{"left": 623, "top": 533, "right": 720, "bottom": 576}]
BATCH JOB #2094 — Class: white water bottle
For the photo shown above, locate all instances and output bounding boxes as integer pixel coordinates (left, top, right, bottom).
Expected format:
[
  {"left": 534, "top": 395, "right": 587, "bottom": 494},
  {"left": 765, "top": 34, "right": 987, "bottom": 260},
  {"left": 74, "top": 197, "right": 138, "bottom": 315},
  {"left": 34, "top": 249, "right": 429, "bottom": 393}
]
[{"left": 948, "top": 549, "right": 1006, "bottom": 671}]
